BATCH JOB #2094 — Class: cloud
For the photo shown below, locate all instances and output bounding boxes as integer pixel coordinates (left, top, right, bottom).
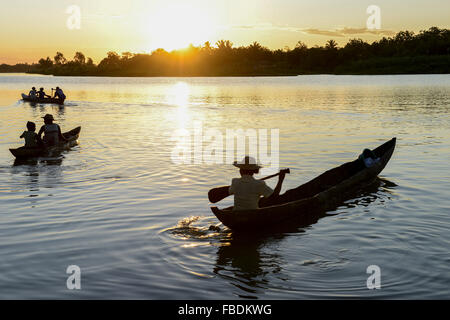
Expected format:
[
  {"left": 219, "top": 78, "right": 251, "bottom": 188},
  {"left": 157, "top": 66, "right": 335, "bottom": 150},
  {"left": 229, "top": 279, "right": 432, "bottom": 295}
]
[
  {"left": 229, "top": 23, "right": 302, "bottom": 33},
  {"left": 229, "top": 23, "right": 396, "bottom": 37},
  {"left": 296, "top": 27, "right": 396, "bottom": 37},
  {"left": 301, "top": 28, "right": 345, "bottom": 37}
]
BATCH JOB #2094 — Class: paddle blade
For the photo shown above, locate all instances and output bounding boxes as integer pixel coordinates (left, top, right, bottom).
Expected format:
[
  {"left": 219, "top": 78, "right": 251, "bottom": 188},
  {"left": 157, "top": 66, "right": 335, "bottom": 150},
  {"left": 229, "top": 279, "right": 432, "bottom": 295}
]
[{"left": 208, "top": 186, "right": 230, "bottom": 203}]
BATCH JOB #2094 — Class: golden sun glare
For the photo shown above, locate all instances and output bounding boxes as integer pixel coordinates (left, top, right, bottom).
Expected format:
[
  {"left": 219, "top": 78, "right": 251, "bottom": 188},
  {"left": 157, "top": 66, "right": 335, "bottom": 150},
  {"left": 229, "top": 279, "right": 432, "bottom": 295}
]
[
  {"left": 167, "top": 82, "right": 191, "bottom": 129},
  {"left": 147, "top": 5, "right": 215, "bottom": 51}
]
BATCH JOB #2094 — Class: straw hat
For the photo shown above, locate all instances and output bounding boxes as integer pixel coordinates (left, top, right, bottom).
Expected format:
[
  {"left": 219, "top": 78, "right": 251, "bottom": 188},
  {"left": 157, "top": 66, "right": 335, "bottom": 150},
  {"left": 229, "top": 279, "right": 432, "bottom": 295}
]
[
  {"left": 42, "top": 114, "right": 54, "bottom": 121},
  {"left": 233, "top": 156, "right": 262, "bottom": 170}
]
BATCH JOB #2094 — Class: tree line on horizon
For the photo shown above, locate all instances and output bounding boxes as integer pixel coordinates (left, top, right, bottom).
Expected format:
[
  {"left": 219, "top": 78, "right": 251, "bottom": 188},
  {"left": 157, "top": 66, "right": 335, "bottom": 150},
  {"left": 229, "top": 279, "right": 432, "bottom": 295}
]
[{"left": 1, "top": 27, "right": 449, "bottom": 76}]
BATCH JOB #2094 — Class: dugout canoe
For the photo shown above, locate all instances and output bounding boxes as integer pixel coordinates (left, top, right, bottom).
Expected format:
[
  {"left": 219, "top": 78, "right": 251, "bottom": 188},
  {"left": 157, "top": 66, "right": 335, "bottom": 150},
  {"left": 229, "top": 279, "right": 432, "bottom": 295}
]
[
  {"left": 9, "top": 126, "right": 81, "bottom": 159},
  {"left": 211, "top": 138, "right": 396, "bottom": 231},
  {"left": 21, "top": 93, "right": 65, "bottom": 105}
]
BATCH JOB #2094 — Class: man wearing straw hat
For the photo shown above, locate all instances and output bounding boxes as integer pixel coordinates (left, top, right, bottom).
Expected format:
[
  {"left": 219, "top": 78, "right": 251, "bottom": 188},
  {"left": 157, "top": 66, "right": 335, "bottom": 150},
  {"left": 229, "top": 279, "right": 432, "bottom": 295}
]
[
  {"left": 229, "top": 156, "right": 286, "bottom": 211},
  {"left": 38, "top": 114, "right": 68, "bottom": 147}
]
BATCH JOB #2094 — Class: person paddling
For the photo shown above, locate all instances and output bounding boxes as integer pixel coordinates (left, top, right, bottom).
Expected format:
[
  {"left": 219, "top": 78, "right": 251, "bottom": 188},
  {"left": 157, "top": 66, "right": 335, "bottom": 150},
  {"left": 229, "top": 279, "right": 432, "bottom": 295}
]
[
  {"left": 37, "top": 88, "right": 51, "bottom": 99},
  {"left": 53, "top": 87, "right": 66, "bottom": 101},
  {"left": 38, "top": 114, "right": 67, "bottom": 147},
  {"left": 229, "top": 156, "right": 286, "bottom": 211}
]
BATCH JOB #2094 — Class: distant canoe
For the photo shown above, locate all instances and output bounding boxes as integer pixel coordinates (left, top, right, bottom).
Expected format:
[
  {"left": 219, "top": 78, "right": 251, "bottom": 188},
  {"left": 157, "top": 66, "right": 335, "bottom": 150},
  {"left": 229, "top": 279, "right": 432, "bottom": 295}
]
[
  {"left": 9, "top": 127, "right": 81, "bottom": 159},
  {"left": 21, "top": 93, "right": 65, "bottom": 105},
  {"left": 211, "top": 138, "right": 396, "bottom": 231}
]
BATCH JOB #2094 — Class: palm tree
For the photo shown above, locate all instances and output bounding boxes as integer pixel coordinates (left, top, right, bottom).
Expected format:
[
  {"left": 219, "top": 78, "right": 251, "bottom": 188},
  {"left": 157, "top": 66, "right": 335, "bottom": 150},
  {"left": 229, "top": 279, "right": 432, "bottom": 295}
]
[
  {"left": 295, "top": 41, "right": 308, "bottom": 51},
  {"left": 216, "top": 40, "right": 233, "bottom": 51},
  {"left": 325, "top": 39, "right": 338, "bottom": 50}
]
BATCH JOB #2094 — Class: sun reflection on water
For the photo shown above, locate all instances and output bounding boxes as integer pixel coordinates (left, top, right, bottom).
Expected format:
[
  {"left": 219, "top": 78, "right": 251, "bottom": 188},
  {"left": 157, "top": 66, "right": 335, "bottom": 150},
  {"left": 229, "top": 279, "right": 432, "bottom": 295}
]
[{"left": 167, "top": 82, "right": 190, "bottom": 129}]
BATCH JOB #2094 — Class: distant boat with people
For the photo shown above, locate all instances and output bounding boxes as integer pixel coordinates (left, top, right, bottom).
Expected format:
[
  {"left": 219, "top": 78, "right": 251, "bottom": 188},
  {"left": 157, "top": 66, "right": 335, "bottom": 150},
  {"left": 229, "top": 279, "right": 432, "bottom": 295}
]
[{"left": 21, "top": 86, "right": 66, "bottom": 105}]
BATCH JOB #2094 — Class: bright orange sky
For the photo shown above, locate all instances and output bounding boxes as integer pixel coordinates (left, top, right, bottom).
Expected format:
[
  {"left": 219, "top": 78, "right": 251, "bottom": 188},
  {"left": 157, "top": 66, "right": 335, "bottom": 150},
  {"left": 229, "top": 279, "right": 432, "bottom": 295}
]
[{"left": 0, "top": 0, "right": 449, "bottom": 64}]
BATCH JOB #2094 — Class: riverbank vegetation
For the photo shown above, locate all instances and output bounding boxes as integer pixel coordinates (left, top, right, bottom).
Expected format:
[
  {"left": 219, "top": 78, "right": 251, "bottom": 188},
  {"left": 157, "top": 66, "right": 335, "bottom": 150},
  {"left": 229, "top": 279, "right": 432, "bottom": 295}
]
[
  {"left": 2, "top": 27, "right": 449, "bottom": 76},
  {"left": 0, "top": 63, "right": 33, "bottom": 73}
]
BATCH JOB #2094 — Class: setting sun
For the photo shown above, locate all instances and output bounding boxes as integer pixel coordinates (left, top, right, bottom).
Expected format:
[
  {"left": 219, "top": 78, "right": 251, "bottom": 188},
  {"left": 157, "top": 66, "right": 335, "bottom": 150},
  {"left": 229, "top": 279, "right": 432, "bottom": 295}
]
[{"left": 146, "top": 4, "right": 216, "bottom": 51}]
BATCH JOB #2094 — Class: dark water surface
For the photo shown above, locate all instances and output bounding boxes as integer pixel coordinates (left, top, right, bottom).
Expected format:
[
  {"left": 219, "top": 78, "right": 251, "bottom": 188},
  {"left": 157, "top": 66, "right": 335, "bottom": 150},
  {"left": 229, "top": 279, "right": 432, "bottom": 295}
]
[{"left": 0, "top": 74, "right": 449, "bottom": 299}]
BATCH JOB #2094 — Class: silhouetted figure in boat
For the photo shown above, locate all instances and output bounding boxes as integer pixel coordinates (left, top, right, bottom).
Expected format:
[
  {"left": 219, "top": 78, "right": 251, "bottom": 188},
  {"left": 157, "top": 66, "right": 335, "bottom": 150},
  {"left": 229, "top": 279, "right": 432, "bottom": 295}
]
[
  {"left": 37, "top": 88, "right": 51, "bottom": 99},
  {"left": 38, "top": 114, "right": 67, "bottom": 147},
  {"left": 20, "top": 121, "right": 41, "bottom": 148},
  {"left": 359, "top": 149, "right": 380, "bottom": 168},
  {"left": 229, "top": 156, "right": 285, "bottom": 211},
  {"left": 53, "top": 86, "right": 66, "bottom": 101},
  {"left": 268, "top": 147, "right": 381, "bottom": 207},
  {"left": 28, "top": 87, "right": 37, "bottom": 99}
]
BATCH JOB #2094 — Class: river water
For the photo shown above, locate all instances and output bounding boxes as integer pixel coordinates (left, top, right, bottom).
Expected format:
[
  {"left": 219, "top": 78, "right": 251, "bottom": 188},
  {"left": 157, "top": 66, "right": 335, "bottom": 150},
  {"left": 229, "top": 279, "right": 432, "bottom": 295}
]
[{"left": 0, "top": 74, "right": 449, "bottom": 299}]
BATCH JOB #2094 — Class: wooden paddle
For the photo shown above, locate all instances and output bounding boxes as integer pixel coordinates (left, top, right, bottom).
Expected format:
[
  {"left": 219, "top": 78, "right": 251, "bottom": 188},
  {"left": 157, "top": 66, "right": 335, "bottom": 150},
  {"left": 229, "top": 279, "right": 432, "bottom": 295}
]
[{"left": 208, "top": 168, "right": 290, "bottom": 203}]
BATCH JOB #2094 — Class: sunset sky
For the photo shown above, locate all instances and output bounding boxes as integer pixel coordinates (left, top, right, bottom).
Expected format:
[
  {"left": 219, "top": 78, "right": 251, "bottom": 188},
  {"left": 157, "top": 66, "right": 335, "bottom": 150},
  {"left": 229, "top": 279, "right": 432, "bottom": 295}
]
[{"left": 0, "top": 0, "right": 449, "bottom": 64}]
